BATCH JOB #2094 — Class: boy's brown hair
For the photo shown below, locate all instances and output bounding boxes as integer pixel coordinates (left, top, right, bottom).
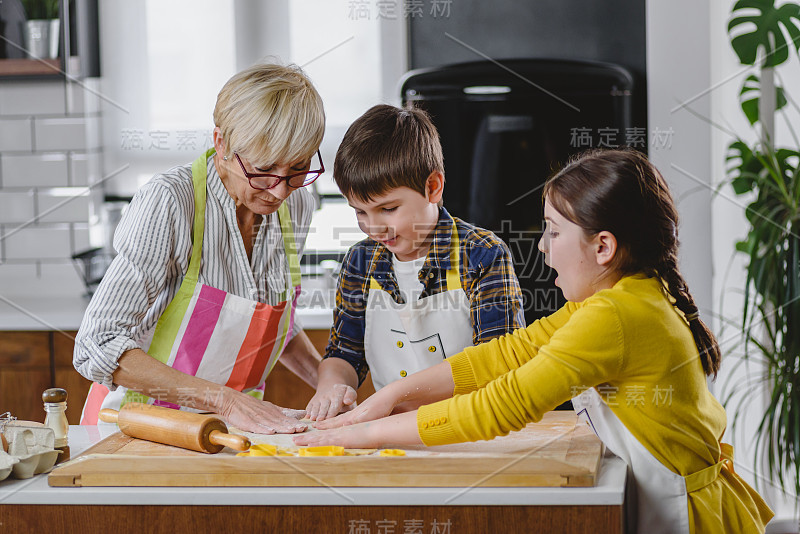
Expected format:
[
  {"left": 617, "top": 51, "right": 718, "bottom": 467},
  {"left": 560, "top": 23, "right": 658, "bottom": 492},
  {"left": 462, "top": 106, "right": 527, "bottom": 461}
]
[{"left": 334, "top": 104, "right": 444, "bottom": 203}]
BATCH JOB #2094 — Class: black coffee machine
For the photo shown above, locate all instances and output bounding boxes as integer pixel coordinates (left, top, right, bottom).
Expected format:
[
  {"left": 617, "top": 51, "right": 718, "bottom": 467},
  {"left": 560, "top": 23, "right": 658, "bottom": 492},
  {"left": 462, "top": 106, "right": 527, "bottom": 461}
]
[{"left": 401, "top": 58, "right": 638, "bottom": 324}]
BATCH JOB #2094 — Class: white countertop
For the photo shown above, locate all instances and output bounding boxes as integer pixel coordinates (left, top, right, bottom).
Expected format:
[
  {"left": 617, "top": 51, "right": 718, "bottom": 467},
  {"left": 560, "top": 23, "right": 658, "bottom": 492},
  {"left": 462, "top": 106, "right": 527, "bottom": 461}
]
[
  {"left": 0, "top": 425, "right": 626, "bottom": 506},
  {"left": 0, "top": 296, "right": 333, "bottom": 331}
]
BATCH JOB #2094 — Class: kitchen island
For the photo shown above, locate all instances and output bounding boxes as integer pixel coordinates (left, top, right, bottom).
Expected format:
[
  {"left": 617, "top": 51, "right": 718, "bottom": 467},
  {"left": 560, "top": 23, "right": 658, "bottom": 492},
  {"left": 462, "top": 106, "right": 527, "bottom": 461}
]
[{"left": 0, "top": 424, "right": 626, "bottom": 533}]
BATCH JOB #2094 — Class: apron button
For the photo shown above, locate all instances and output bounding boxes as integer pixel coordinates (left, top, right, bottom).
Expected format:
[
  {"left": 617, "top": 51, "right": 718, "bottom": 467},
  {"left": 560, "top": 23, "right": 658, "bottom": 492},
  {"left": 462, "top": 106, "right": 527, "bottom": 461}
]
[
  {"left": 428, "top": 345, "right": 436, "bottom": 352},
  {"left": 400, "top": 370, "right": 407, "bottom": 377},
  {"left": 427, "top": 272, "right": 434, "bottom": 279},
  {"left": 397, "top": 341, "right": 404, "bottom": 348}
]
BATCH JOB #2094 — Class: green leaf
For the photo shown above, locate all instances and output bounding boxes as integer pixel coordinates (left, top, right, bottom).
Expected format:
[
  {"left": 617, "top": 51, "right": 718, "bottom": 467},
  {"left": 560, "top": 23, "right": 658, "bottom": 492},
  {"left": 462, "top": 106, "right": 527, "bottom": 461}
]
[
  {"left": 727, "top": 140, "right": 763, "bottom": 194},
  {"left": 739, "top": 74, "right": 788, "bottom": 124},
  {"left": 20, "top": 0, "right": 59, "bottom": 20},
  {"left": 729, "top": 0, "right": 800, "bottom": 67},
  {"left": 736, "top": 237, "right": 754, "bottom": 253}
]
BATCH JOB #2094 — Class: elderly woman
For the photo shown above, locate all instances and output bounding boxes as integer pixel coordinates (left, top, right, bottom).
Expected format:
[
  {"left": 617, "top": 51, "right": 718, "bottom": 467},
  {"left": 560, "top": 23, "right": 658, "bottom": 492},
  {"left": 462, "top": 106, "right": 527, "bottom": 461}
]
[{"left": 74, "top": 62, "right": 325, "bottom": 434}]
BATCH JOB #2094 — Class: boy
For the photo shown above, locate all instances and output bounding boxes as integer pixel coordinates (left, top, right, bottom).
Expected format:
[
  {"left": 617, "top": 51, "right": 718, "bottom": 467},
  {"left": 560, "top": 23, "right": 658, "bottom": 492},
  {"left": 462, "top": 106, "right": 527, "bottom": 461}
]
[{"left": 305, "top": 104, "right": 525, "bottom": 420}]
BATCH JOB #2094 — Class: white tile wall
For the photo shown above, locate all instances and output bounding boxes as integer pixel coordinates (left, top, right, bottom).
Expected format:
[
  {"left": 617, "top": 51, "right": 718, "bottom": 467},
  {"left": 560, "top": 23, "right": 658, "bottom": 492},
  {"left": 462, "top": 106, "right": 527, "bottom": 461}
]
[
  {"left": 0, "top": 78, "right": 103, "bottom": 299},
  {"left": 35, "top": 118, "right": 99, "bottom": 151},
  {"left": 37, "top": 189, "right": 90, "bottom": 223},
  {"left": 0, "top": 261, "right": 84, "bottom": 299},
  {"left": 68, "top": 152, "right": 102, "bottom": 186},
  {"left": 71, "top": 223, "right": 91, "bottom": 254},
  {"left": 0, "top": 81, "right": 66, "bottom": 116},
  {"left": 1, "top": 153, "right": 69, "bottom": 187},
  {"left": 0, "top": 191, "right": 35, "bottom": 223},
  {"left": 2, "top": 226, "right": 72, "bottom": 260},
  {"left": 0, "top": 264, "right": 36, "bottom": 294},
  {"left": 66, "top": 79, "right": 101, "bottom": 115},
  {"left": 0, "top": 119, "right": 33, "bottom": 152},
  {"left": 38, "top": 261, "right": 86, "bottom": 297}
]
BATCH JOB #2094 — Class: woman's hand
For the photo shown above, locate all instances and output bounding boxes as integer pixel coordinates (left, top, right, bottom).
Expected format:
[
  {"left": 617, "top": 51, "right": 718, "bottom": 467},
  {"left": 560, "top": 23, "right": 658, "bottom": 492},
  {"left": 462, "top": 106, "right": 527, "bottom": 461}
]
[
  {"left": 313, "top": 384, "right": 399, "bottom": 430},
  {"left": 112, "top": 349, "right": 308, "bottom": 434},
  {"left": 305, "top": 384, "right": 358, "bottom": 421},
  {"left": 219, "top": 389, "right": 308, "bottom": 434}
]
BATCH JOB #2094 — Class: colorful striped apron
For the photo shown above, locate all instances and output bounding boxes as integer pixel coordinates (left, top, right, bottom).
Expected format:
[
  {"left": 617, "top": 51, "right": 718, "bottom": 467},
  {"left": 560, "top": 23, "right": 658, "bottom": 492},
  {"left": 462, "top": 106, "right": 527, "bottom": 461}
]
[{"left": 80, "top": 149, "right": 301, "bottom": 424}]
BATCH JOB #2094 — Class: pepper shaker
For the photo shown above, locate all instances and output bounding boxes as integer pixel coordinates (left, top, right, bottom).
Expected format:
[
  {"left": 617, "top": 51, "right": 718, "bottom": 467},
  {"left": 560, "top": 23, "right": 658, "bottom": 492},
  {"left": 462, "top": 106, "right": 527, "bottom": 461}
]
[{"left": 43, "top": 388, "right": 70, "bottom": 462}]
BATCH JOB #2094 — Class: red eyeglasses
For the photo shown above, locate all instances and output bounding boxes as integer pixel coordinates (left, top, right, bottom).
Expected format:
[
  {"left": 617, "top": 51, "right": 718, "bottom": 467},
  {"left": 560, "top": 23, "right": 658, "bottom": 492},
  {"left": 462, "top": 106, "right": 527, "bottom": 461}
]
[{"left": 234, "top": 150, "right": 324, "bottom": 190}]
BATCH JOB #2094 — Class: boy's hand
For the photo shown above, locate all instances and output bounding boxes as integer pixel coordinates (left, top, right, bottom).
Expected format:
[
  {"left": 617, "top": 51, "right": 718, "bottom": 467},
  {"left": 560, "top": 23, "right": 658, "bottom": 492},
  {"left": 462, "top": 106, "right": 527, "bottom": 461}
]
[
  {"left": 305, "top": 384, "right": 358, "bottom": 421},
  {"left": 313, "top": 385, "right": 397, "bottom": 430}
]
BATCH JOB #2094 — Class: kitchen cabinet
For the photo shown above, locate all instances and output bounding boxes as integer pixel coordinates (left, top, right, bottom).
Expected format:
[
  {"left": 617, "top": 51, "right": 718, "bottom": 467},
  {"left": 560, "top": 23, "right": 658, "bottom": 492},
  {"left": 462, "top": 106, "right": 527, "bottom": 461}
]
[
  {"left": 0, "top": 330, "right": 90, "bottom": 423},
  {"left": 52, "top": 331, "right": 91, "bottom": 423}
]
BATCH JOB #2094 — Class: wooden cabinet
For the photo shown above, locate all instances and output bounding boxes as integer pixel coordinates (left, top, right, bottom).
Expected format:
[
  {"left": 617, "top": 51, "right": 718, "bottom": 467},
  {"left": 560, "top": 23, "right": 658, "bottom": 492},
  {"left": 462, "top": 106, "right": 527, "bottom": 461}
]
[
  {"left": 262, "top": 329, "right": 375, "bottom": 410},
  {"left": 0, "top": 331, "right": 90, "bottom": 424},
  {"left": 52, "top": 331, "right": 92, "bottom": 424},
  {"left": 0, "top": 332, "right": 51, "bottom": 422}
]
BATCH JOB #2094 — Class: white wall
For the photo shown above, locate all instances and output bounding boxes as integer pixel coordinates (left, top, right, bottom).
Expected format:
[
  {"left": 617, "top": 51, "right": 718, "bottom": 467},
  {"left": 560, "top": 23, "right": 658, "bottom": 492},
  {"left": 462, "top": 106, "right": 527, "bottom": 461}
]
[
  {"left": 0, "top": 79, "right": 102, "bottom": 300},
  {"left": 646, "top": 0, "right": 713, "bottom": 315}
]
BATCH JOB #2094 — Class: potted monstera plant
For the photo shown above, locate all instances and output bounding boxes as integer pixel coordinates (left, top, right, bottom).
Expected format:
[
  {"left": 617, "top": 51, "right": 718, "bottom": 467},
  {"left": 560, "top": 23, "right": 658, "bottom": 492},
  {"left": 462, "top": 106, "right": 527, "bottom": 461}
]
[{"left": 725, "top": 0, "right": 800, "bottom": 504}]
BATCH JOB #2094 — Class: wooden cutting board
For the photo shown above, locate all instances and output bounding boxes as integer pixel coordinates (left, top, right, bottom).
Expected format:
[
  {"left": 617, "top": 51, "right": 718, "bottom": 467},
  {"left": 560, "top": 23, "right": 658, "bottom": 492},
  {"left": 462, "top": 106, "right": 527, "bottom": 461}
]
[{"left": 48, "top": 412, "right": 603, "bottom": 488}]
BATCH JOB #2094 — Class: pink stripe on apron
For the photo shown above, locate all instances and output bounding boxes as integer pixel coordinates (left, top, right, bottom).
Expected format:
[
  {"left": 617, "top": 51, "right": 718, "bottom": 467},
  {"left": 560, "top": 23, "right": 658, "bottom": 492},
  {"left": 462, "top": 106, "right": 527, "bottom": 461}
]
[
  {"left": 80, "top": 383, "right": 110, "bottom": 425},
  {"left": 172, "top": 285, "right": 227, "bottom": 376}
]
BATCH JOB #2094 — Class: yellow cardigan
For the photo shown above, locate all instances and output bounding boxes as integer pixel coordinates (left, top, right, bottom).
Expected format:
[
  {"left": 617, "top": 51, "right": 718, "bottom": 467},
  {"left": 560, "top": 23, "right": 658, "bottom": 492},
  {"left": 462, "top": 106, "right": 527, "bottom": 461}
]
[{"left": 417, "top": 274, "right": 772, "bottom": 533}]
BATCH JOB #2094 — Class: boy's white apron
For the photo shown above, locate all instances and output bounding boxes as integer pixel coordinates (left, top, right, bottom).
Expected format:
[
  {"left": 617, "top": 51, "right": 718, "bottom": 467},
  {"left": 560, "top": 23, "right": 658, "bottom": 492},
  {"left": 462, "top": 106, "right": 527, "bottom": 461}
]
[
  {"left": 364, "top": 222, "right": 474, "bottom": 390},
  {"left": 80, "top": 149, "right": 301, "bottom": 424},
  {"left": 572, "top": 388, "right": 735, "bottom": 534}
]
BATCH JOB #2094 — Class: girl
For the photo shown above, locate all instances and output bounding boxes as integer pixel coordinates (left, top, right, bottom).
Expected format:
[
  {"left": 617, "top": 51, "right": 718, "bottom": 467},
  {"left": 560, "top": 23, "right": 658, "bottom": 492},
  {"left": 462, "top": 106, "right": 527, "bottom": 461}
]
[{"left": 294, "top": 149, "right": 773, "bottom": 533}]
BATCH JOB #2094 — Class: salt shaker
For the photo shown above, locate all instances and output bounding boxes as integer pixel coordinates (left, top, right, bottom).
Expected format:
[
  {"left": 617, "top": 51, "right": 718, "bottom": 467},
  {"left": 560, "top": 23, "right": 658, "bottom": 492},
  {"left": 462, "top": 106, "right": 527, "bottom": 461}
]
[
  {"left": 0, "top": 412, "right": 15, "bottom": 453},
  {"left": 43, "top": 388, "right": 70, "bottom": 462}
]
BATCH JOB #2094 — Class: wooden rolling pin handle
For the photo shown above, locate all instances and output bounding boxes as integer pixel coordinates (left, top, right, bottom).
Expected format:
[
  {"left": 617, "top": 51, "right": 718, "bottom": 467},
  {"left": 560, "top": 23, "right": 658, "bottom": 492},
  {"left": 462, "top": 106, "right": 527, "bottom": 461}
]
[
  {"left": 98, "top": 408, "right": 120, "bottom": 423},
  {"left": 208, "top": 430, "right": 250, "bottom": 451}
]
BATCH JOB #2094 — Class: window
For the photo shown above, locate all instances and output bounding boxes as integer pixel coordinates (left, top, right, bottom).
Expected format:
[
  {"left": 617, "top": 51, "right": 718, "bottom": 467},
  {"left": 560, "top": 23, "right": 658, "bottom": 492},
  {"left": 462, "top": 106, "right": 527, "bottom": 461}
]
[
  {"left": 287, "top": 0, "right": 407, "bottom": 252},
  {"left": 100, "top": 0, "right": 406, "bottom": 254}
]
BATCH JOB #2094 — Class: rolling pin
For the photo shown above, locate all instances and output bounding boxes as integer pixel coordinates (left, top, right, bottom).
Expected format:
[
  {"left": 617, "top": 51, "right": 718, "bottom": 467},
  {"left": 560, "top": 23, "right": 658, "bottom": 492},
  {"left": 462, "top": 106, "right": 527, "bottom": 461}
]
[{"left": 98, "top": 402, "right": 250, "bottom": 454}]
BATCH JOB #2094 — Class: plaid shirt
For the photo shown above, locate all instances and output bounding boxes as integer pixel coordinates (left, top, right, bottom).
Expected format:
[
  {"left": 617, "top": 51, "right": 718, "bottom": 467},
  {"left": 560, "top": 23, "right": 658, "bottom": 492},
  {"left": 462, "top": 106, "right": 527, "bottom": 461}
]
[{"left": 325, "top": 207, "right": 525, "bottom": 385}]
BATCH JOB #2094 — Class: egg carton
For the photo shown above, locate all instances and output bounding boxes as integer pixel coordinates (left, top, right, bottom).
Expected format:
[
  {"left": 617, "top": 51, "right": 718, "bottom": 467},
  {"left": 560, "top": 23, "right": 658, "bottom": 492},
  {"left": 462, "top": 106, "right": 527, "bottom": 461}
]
[{"left": 0, "top": 422, "right": 59, "bottom": 481}]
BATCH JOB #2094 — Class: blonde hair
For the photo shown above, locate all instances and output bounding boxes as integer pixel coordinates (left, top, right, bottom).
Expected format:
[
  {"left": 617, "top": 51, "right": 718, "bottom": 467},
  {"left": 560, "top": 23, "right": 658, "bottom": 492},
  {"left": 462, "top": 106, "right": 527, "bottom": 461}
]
[{"left": 213, "top": 61, "right": 325, "bottom": 167}]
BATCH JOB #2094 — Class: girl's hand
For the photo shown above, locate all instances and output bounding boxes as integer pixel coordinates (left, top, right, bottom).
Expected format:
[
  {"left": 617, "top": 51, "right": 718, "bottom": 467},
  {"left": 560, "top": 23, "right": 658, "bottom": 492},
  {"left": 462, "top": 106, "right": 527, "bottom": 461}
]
[
  {"left": 304, "top": 384, "right": 358, "bottom": 421},
  {"left": 294, "top": 411, "right": 422, "bottom": 449},
  {"left": 313, "top": 385, "right": 398, "bottom": 430},
  {"left": 219, "top": 389, "right": 308, "bottom": 434},
  {"left": 292, "top": 422, "right": 377, "bottom": 449}
]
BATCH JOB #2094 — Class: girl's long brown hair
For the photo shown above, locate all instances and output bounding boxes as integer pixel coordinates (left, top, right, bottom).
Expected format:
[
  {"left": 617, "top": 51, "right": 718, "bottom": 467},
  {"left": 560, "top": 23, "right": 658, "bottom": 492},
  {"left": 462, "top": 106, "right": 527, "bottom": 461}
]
[{"left": 543, "top": 148, "right": 721, "bottom": 377}]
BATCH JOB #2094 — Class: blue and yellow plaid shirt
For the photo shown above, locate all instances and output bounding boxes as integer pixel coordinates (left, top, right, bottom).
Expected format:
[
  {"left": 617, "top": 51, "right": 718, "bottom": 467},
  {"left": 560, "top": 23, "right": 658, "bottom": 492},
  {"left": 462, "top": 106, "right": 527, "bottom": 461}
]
[{"left": 324, "top": 207, "right": 525, "bottom": 385}]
